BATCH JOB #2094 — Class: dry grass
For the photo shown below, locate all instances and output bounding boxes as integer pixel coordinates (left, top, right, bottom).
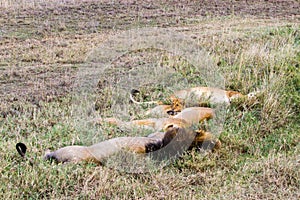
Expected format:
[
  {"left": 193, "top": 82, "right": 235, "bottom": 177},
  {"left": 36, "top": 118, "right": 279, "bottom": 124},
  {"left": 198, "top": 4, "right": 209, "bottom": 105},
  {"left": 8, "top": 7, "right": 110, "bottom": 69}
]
[{"left": 1, "top": 0, "right": 300, "bottom": 199}]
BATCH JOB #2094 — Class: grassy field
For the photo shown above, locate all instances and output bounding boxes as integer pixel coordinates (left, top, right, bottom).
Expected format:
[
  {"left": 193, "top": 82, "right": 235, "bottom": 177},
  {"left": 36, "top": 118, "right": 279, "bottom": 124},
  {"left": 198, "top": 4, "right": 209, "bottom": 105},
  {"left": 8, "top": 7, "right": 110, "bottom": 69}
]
[{"left": 0, "top": 0, "right": 299, "bottom": 199}]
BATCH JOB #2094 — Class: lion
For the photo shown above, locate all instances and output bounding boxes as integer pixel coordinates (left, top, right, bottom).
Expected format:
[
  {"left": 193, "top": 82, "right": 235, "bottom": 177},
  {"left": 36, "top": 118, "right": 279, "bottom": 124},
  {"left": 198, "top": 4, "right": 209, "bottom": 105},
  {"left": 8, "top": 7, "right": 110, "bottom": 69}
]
[
  {"left": 130, "top": 87, "right": 257, "bottom": 116},
  {"left": 99, "top": 107, "right": 214, "bottom": 132},
  {"left": 17, "top": 127, "right": 220, "bottom": 164},
  {"left": 171, "top": 86, "right": 245, "bottom": 105},
  {"left": 103, "top": 117, "right": 189, "bottom": 132}
]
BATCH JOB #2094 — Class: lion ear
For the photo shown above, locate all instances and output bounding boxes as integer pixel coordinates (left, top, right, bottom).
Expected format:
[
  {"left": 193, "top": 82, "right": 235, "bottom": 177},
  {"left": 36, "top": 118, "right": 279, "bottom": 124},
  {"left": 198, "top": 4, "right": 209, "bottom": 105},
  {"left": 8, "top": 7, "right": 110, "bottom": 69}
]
[
  {"left": 164, "top": 123, "right": 175, "bottom": 131},
  {"left": 162, "top": 127, "right": 180, "bottom": 146},
  {"left": 195, "top": 129, "right": 206, "bottom": 136},
  {"left": 226, "top": 91, "right": 235, "bottom": 98},
  {"left": 170, "top": 96, "right": 177, "bottom": 101},
  {"left": 227, "top": 91, "right": 243, "bottom": 98}
]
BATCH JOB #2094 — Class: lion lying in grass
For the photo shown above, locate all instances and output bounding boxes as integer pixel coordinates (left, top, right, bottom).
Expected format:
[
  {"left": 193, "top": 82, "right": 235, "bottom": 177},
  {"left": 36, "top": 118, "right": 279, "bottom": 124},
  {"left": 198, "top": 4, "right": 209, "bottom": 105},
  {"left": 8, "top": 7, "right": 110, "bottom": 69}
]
[
  {"left": 131, "top": 86, "right": 257, "bottom": 117},
  {"left": 17, "top": 127, "right": 220, "bottom": 164},
  {"left": 100, "top": 107, "right": 214, "bottom": 132}
]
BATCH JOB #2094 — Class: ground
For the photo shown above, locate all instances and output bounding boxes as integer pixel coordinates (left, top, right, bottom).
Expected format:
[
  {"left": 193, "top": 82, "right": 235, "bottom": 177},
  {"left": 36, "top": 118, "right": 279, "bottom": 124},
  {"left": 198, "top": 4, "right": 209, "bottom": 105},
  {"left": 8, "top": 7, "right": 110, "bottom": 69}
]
[{"left": 0, "top": 0, "right": 299, "bottom": 199}]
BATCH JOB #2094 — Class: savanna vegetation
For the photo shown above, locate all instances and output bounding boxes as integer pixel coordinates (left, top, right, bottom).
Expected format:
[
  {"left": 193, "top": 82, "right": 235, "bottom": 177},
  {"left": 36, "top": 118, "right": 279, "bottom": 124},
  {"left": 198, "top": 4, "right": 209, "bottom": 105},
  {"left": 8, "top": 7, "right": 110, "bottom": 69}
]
[{"left": 0, "top": 0, "right": 299, "bottom": 199}]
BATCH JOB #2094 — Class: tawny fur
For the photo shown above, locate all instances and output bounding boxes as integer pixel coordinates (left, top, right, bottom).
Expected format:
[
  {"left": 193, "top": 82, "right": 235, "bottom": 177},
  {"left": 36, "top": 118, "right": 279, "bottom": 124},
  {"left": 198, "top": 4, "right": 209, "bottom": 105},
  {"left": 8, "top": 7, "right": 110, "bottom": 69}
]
[
  {"left": 193, "top": 130, "right": 221, "bottom": 150},
  {"left": 145, "top": 97, "right": 184, "bottom": 117},
  {"left": 172, "top": 107, "right": 214, "bottom": 126},
  {"left": 172, "top": 87, "right": 244, "bottom": 105},
  {"left": 44, "top": 128, "right": 220, "bottom": 164},
  {"left": 131, "top": 87, "right": 248, "bottom": 117},
  {"left": 131, "top": 86, "right": 248, "bottom": 107},
  {"left": 102, "top": 117, "right": 190, "bottom": 131},
  {"left": 102, "top": 107, "right": 214, "bottom": 131},
  {"left": 44, "top": 136, "right": 164, "bottom": 163}
]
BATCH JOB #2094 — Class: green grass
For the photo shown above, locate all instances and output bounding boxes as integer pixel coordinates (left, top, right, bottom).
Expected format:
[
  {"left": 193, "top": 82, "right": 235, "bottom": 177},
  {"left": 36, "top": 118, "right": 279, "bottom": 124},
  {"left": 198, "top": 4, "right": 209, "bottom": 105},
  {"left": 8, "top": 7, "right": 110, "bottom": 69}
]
[{"left": 0, "top": 2, "right": 299, "bottom": 199}]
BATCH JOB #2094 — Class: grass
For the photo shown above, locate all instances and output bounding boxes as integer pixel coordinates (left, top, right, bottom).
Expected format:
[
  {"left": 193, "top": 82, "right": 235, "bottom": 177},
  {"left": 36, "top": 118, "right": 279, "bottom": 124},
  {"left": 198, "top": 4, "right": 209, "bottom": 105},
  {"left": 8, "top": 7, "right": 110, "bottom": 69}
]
[{"left": 0, "top": 0, "right": 300, "bottom": 199}]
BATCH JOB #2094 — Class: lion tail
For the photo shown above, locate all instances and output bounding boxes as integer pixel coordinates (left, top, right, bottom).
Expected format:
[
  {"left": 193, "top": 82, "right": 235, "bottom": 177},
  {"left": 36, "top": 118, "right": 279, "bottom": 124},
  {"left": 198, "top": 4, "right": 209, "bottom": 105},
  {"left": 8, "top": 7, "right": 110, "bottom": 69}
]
[{"left": 16, "top": 142, "right": 34, "bottom": 166}]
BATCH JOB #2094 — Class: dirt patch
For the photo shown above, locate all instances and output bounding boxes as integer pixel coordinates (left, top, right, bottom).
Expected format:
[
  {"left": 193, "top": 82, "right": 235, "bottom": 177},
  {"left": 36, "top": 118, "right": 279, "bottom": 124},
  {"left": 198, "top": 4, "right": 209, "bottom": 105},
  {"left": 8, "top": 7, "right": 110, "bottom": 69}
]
[
  {"left": 0, "top": 64, "right": 76, "bottom": 116},
  {"left": 1, "top": 0, "right": 299, "bottom": 39}
]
